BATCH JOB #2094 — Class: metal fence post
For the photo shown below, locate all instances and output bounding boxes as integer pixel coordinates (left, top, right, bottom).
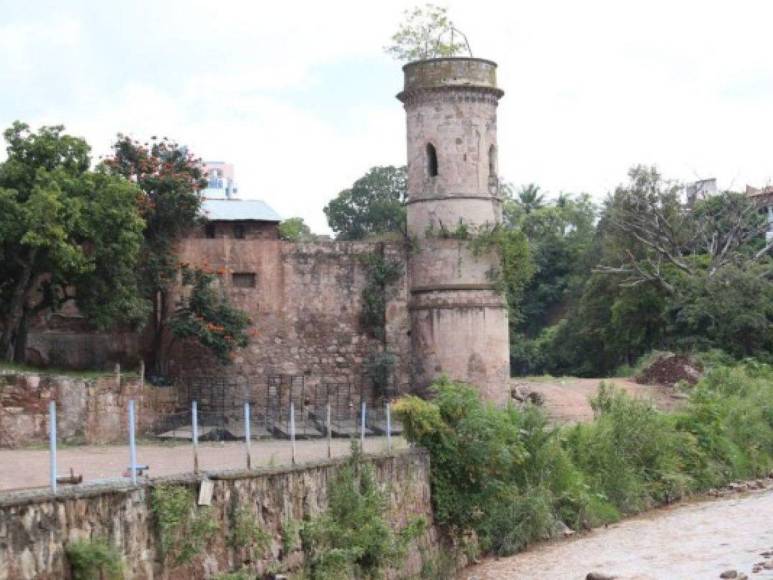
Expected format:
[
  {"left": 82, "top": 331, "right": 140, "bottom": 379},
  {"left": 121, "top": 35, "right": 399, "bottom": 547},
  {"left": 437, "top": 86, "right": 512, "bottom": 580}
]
[
  {"left": 129, "top": 400, "right": 137, "bottom": 485},
  {"left": 49, "top": 401, "right": 57, "bottom": 494},
  {"left": 290, "top": 402, "right": 296, "bottom": 465},
  {"left": 192, "top": 400, "right": 199, "bottom": 474},
  {"left": 386, "top": 401, "right": 392, "bottom": 452},
  {"left": 360, "top": 401, "right": 366, "bottom": 450},
  {"left": 244, "top": 401, "right": 252, "bottom": 470},
  {"left": 326, "top": 402, "right": 332, "bottom": 459}
]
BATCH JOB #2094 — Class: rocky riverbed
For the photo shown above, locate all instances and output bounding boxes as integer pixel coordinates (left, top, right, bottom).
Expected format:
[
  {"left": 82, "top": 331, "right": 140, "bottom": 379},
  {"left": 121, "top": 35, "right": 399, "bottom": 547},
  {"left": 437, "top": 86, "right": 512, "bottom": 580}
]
[{"left": 463, "top": 483, "right": 773, "bottom": 580}]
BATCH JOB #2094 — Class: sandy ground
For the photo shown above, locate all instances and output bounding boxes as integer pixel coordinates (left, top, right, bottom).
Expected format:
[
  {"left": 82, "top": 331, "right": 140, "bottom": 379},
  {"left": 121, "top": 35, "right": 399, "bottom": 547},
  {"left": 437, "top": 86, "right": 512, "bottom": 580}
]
[
  {"left": 462, "top": 487, "right": 773, "bottom": 579},
  {"left": 512, "top": 376, "right": 682, "bottom": 423},
  {"left": 0, "top": 436, "right": 407, "bottom": 492}
]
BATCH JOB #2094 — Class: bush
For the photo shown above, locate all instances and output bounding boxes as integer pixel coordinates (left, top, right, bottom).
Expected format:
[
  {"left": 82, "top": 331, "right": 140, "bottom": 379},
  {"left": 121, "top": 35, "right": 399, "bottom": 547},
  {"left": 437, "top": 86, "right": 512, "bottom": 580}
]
[
  {"left": 395, "top": 365, "right": 773, "bottom": 558},
  {"left": 66, "top": 539, "right": 123, "bottom": 580},
  {"left": 151, "top": 484, "right": 220, "bottom": 566},
  {"left": 301, "top": 443, "right": 425, "bottom": 579}
]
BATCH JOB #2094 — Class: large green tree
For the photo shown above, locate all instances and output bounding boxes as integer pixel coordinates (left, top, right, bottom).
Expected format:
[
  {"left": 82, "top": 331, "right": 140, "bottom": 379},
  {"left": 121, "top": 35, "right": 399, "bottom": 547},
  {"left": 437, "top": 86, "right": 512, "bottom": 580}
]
[
  {"left": 101, "top": 136, "right": 208, "bottom": 373},
  {"left": 0, "top": 123, "right": 147, "bottom": 361},
  {"left": 324, "top": 166, "right": 407, "bottom": 240}
]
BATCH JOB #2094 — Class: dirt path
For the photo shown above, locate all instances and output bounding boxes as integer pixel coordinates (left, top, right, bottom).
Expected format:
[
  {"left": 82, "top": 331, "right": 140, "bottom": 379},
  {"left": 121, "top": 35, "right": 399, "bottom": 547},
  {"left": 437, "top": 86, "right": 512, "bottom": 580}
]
[
  {"left": 463, "top": 488, "right": 773, "bottom": 579},
  {"left": 512, "top": 377, "right": 682, "bottom": 423},
  {"left": 0, "top": 436, "right": 407, "bottom": 492}
]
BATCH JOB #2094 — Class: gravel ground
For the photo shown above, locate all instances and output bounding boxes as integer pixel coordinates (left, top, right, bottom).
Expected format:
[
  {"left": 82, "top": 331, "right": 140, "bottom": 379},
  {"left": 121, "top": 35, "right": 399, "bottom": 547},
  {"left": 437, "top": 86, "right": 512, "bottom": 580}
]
[{"left": 0, "top": 436, "right": 407, "bottom": 492}]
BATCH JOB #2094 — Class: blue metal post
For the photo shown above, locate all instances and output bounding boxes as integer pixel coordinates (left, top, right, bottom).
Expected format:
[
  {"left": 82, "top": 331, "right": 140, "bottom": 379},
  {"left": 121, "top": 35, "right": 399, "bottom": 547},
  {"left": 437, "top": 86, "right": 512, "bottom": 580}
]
[
  {"left": 192, "top": 400, "right": 199, "bottom": 474},
  {"left": 244, "top": 402, "right": 252, "bottom": 469},
  {"left": 386, "top": 402, "right": 392, "bottom": 452},
  {"left": 49, "top": 401, "right": 57, "bottom": 493},
  {"left": 128, "top": 400, "right": 137, "bottom": 485}
]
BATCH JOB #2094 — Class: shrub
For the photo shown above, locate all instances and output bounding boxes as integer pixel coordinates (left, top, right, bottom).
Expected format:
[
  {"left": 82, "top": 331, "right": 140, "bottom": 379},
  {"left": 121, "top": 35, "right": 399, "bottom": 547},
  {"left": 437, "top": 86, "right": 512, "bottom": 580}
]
[
  {"left": 66, "top": 539, "right": 123, "bottom": 580},
  {"left": 395, "top": 365, "right": 773, "bottom": 559},
  {"left": 151, "top": 484, "right": 220, "bottom": 566},
  {"left": 300, "top": 442, "right": 425, "bottom": 579}
]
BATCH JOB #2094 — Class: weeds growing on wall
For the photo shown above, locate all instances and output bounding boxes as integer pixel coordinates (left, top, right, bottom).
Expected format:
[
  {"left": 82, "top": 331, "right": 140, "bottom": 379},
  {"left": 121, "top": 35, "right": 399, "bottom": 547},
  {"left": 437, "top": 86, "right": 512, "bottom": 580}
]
[
  {"left": 66, "top": 538, "right": 124, "bottom": 580},
  {"left": 300, "top": 442, "right": 426, "bottom": 579},
  {"left": 229, "top": 505, "right": 271, "bottom": 562},
  {"left": 360, "top": 250, "right": 401, "bottom": 341},
  {"left": 394, "top": 363, "right": 773, "bottom": 557},
  {"left": 151, "top": 484, "right": 220, "bottom": 566}
]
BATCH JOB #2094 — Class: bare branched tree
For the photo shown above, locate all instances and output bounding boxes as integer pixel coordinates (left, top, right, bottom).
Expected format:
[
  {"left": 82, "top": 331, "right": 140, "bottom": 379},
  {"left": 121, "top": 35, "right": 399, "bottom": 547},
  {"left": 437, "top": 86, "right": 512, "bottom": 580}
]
[{"left": 594, "top": 166, "right": 772, "bottom": 293}]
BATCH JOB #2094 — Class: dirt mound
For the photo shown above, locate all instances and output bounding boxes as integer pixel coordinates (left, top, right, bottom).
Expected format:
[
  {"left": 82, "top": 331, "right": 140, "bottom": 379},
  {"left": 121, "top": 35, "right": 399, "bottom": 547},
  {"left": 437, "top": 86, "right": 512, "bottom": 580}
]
[{"left": 636, "top": 352, "right": 703, "bottom": 387}]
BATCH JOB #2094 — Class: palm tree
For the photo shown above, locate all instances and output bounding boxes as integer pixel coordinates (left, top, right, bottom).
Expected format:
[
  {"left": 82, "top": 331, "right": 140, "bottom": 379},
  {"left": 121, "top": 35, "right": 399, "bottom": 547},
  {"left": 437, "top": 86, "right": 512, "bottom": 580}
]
[{"left": 517, "top": 183, "right": 544, "bottom": 214}]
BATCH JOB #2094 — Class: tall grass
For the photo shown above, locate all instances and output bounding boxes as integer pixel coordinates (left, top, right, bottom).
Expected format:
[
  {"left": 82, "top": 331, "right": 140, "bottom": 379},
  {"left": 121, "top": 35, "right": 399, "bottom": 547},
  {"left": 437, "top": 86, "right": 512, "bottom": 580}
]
[{"left": 394, "top": 362, "right": 773, "bottom": 557}]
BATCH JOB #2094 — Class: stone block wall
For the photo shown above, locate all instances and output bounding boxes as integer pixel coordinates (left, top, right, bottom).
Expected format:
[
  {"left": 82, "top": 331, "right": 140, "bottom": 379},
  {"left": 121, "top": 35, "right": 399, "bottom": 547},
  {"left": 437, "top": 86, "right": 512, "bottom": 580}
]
[
  {"left": 0, "top": 449, "right": 441, "bottom": 579},
  {"left": 0, "top": 370, "right": 175, "bottom": 448},
  {"left": 171, "top": 239, "right": 411, "bottom": 399}
]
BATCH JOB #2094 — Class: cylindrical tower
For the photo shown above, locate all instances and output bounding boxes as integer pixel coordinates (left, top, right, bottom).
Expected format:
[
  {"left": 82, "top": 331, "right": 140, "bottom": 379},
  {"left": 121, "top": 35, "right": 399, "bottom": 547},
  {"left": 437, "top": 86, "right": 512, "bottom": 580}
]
[{"left": 398, "top": 57, "right": 509, "bottom": 405}]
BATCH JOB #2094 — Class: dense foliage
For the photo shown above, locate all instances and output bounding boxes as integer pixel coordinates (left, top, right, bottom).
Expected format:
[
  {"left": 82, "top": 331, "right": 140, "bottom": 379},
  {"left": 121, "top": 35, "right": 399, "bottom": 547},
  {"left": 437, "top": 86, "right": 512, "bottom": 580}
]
[
  {"left": 278, "top": 216, "right": 313, "bottom": 241},
  {"left": 395, "top": 368, "right": 773, "bottom": 557},
  {"left": 510, "top": 166, "right": 772, "bottom": 376},
  {"left": 168, "top": 267, "right": 251, "bottom": 365},
  {"left": 300, "top": 444, "right": 425, "bottom": 579},
  {"left": 0, "top": 122, "right": 148, "bottom": 361},
  {"left": 324, "top": 166, "right": 407, "bottom": 240}
]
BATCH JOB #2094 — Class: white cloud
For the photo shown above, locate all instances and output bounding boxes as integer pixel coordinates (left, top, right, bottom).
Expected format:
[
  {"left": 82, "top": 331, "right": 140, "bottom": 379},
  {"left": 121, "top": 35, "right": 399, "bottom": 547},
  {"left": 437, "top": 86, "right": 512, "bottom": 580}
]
[{"left": 1, "top": 0, "right": 772, "bottom": 233}]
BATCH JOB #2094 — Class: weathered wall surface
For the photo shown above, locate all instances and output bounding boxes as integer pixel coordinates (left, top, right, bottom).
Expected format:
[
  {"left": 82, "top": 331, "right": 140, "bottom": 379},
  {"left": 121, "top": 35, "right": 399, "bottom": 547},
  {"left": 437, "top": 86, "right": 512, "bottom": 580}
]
[
  {"left": 171, "top": 239, "right": 411, "bottom": 398},
  {"left": 400, "top": 58, "right": 510, "bottom": 405},
  {"left": 0, "top": 449, "right": 440, "bottom": 580},
  {"left": 0, "top": 371, "right": 175, "bottom": 448}
]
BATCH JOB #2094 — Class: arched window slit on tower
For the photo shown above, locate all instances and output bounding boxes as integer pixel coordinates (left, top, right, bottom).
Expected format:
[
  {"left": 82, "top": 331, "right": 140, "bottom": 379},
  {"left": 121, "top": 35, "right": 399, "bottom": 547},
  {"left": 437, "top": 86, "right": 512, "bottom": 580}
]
[
  {"left": 426, "top": 143, "right": 438, "bottom": 177},
  {"left": 488, "top": 144, "right": 497, "bottom": 178}
]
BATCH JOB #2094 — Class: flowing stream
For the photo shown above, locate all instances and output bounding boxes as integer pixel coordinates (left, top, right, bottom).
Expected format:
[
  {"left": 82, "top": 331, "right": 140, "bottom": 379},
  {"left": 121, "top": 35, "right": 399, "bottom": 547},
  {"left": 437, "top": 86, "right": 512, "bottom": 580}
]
[{"left": 463, "top": 488, "right": 773, "bottom": 580}]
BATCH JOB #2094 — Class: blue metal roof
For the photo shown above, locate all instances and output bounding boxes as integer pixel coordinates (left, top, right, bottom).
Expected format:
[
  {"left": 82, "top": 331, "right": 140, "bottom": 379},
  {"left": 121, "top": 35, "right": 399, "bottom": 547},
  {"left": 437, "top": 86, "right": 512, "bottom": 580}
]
[{"left": 201, "top": 198, "right": 282, "bottom": 222}]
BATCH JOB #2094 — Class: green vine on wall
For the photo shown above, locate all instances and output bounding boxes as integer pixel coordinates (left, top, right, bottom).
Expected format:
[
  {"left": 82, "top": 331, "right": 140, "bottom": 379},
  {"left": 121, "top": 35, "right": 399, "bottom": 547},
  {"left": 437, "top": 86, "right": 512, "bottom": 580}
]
[
  {"left": 229, "top": 505, "right": 271, "bottom": 562},
  {"left": 360, "top": 248, "right": 402, "bottom": 341},
  {"left": 151, "top": 484, "right": 220, "bottom": 566}
]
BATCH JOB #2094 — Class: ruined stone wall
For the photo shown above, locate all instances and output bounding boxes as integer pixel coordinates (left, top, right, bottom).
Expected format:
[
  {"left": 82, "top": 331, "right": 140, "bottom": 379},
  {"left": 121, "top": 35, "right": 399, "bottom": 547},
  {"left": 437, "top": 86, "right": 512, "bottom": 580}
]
[
  {"left": 0, "top": 449, "right": 441, "bottom": 580},
  {"left": 170, "top": 239, "right": 411, "bottom": 399},
  {"left": 0, "top": 371, "right": 175, "bottom": 448}
]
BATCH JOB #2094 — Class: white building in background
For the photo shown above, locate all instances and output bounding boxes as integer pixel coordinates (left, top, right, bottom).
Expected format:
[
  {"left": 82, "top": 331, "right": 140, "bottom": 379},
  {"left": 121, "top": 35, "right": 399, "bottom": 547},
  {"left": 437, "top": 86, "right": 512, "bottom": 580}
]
[
  {"left": 685, "top": 178, "right": 717, "bottom": 206},
  {"left": 202, "top": 161, "right": 237, "bottom": 199},
  {"left": 746, "top": 185, "right": 773, "bottom": 243}
]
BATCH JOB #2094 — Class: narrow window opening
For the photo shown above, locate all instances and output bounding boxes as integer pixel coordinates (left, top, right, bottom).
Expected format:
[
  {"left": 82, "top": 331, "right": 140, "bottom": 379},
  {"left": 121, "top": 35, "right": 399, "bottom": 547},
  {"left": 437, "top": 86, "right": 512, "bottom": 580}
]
[
  {"left": 232, "top": 272, "right": 256, "bottom": 288},
  {"left": 205, "top": 222, "right": 216, "bottom": 238},
  {"left": 234, "top": 223, "right": 246, "bottom": 239},
  {"left": 426, "top": 143, "right": 438, "bottom": 177},
  {"left": 488, "top": 144, "right": 498, "bottom": 178}
]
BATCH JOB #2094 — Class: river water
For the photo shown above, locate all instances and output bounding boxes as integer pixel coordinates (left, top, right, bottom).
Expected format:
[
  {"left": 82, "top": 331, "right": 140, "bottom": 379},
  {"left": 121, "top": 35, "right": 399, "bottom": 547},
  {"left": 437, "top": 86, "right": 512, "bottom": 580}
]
[{"left": 463, "top": 488, "right": 773, "bottom": 579}]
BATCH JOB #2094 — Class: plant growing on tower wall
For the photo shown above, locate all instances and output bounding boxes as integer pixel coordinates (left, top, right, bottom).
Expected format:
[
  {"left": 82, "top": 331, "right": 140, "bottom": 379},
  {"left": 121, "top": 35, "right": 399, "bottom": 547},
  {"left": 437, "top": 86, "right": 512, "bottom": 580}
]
[{"left": 385, "top": 3, "right": 471, "bottom": 62}]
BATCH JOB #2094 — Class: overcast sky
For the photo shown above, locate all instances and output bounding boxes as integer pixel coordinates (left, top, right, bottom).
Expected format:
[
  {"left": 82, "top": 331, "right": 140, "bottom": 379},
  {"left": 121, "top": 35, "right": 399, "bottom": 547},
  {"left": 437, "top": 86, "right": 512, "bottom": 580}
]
[{"left": 2, "top": 0, "right": 772, "bottom": 232}]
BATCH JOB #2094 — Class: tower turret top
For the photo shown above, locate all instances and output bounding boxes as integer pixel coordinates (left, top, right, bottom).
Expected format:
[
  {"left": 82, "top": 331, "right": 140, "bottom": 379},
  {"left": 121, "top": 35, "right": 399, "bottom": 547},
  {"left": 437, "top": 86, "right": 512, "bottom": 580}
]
[{"left": 397, "top": 57, "right": 503, "bottom": 102}]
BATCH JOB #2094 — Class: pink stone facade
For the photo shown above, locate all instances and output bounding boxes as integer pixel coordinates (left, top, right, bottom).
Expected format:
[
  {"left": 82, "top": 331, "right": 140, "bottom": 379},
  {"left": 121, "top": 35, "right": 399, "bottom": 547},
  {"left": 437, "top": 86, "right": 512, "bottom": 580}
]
[{"left": 399, "top": 58, "right": 510, "bottom": 404}]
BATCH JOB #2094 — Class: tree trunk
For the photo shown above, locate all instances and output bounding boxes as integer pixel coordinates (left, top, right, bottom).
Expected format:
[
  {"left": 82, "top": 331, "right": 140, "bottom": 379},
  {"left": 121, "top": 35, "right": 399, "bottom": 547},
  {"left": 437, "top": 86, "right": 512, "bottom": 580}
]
[
  {"left": 12, "top": 309, "right": 28, "bottom": 363},
  {"left": 146, "top": 289, "right": 169, "bottom": 377},
  {"left": 0, "top": 250, "right": 36, "bottom": 361}
]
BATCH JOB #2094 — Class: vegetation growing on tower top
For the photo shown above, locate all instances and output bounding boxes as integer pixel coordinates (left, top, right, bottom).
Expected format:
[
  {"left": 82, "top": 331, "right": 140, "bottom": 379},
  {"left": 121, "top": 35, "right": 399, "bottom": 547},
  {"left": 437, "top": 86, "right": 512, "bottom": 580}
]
[{"left": 385, "top": 4, "right": 472, "bottom": 62}]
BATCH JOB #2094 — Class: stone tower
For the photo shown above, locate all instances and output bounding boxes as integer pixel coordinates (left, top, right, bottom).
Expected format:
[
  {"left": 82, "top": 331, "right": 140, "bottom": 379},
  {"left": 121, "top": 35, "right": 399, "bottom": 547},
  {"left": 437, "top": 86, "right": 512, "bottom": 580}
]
[{"left": 398, "top": 57, "right": 510, "bottom": 405}]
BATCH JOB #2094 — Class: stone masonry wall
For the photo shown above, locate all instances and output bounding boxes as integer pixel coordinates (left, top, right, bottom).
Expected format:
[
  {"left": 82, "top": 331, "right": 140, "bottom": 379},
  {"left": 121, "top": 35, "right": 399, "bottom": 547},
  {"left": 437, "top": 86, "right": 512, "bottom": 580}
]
[
  {"left": 0, "top": 370, "right": 175, "bottom": 448},
  {"left": 171, "top": 239, "right": 411, "bottom": 400},
  {"left": 0, "top": 449, "right": 441, "bottom": 579}
]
